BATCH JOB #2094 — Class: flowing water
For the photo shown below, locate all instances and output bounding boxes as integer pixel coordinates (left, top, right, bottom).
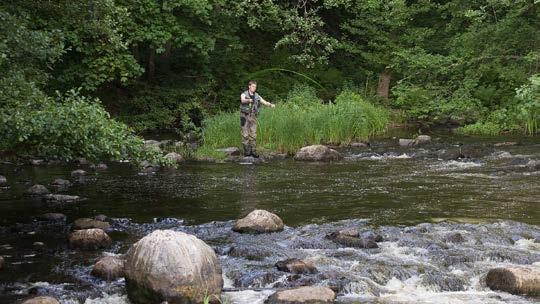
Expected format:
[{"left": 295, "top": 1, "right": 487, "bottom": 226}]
[{"left": 0, "top": 133, "right": 539, "bottom": 303}]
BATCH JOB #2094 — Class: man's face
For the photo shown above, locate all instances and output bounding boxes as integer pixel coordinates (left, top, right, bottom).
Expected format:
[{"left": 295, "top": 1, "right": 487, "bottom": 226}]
[{"left": 249, "top": 83, "right": 257, "bottom": 92}]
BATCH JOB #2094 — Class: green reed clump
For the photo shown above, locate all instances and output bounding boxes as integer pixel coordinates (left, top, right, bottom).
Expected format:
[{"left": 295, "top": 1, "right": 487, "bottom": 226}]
[{"left": 200, "top": 89, "right": 390, "bottom": 154}]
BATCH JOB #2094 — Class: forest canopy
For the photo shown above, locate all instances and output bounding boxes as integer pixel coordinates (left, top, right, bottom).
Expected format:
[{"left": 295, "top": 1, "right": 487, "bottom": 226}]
[{"left": 0, "top": 0, "right": 539, "bottom": 160}]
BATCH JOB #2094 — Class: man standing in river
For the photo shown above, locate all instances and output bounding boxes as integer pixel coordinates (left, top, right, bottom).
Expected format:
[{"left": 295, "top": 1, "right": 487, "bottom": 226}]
[{"left": 240, "top": 80, "right": 275, "bottom": 158}]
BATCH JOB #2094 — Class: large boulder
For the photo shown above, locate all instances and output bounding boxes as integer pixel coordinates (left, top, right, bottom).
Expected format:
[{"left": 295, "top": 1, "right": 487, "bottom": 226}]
[
  {"left": 25, "top": 184, "right": 50, "bottom": 196},
  {"left": 232, "top": 210, "right": 284, "bottom": 234},
  {"left": 68, "top": 229, "right": 112, "bottom": 250},
  {"left": 265, "top": 286, "right": 336, "bottom": 304},
  {"left": 21, "top": 296, "right": 60, "bottom": 304},
  {"left": 486, "top": 267, "right": 540, "bottom": 295},
  {"left": 92, "top": 255, "right": 125, "bottom": 280},
  {"left": 294, "top": 145, "right": 342, "bottom": 162},
  {"left": 124, "top": 230, "right": 223, "bottom": 304},
  {"left": 72, "top": 218, "right": 111, "bottom": 230}
]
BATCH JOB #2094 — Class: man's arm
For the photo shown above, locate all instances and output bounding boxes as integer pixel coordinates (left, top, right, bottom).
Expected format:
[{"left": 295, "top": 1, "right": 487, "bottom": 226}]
[
  {"left": 240, "top": 93, "right": 252, "bottom": 104},
  {"left": 260, "top": 96, "right": 275, "bottom": 108}
]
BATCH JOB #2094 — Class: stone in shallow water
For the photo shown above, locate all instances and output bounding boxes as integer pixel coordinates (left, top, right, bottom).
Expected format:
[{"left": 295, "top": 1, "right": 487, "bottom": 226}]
[
  {"left": 326, "top": 231, "right": 379, "bottom": 249},
  {"left": 22, "top": 296, "right": 60, "bottom": 304},
  {"left": 0, "top": 256, "right": 4, "bottom": 270},
  {"left": 233, "top": 210, "right": 284, "bottom": 234},
  {"left": 0, "top": 175, "right": 7, "bottom": 186},
  {"left": 92, "top": 255, "right": 125, "bottom": 281},
  {"left": 486, "top": 267, "right": 540, "bottom": 296},
  {"left": 50, "top": 178, "right": 71, "bottom": 190},
  {"left": 71, "top": 169, "right": 87, "bottom": 177},
  {"left": 68, "top": 228, "right": 112, "bottom": 250},
  {"left": 37, "top": 213, "right": 66, "bottom": 222},
  {"left": 399, "top": 139, "right": 415, "bottom": 147},
  {"left": 124, "top": 230, "right": 223, "bottom": 304},
  {"left": 275, "top": 258, "right": 317, "bottom": 274},
  {"left": 294, "top": 145, "right": 342, "bottom": 161},
  {"left": 265, "top": 286, "right": 335, "bottom": 304},
  {"left": 25, "top": 184, "right": 50, "bottom": 196},
  {"left": 43, "top": 194, "right": 81, "bottom": 204},
  {"left": 164, "top": 152, "right": 184, "bottom": 164},
  {"left": 72, "top": 218, "right": 110, "bottom": 230}
]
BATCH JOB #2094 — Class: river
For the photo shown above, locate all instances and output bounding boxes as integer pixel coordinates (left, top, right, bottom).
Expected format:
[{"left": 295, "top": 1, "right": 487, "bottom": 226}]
[{"left": 0, "top": 133, "right": 539, "bottom": 303}]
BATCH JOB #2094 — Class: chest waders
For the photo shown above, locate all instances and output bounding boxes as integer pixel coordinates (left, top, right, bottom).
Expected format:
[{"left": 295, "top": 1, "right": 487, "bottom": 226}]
[{"left": 240, "top": 91, "right": 260, "bottom": 157}]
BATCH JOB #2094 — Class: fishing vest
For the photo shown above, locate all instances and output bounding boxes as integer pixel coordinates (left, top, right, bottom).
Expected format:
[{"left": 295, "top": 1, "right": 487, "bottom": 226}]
[{"left": 240, "top": 90, "right": 261, "bottom": 116}]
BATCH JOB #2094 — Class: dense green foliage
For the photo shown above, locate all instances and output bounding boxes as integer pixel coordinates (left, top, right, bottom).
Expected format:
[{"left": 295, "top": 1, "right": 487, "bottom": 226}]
[
  {"left": 201, "top": 89, "right": 389, "bottom": 154},
  {"left": 0, "top": 0, "right": 538, "bottom": 162}
]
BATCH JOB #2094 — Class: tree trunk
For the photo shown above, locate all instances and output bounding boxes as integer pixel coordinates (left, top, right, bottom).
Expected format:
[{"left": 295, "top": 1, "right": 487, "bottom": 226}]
[
  {"left": 147, "top": 48, "right": 156, "bottom": 81},
  {"left": 377, "top": 69, "right": 391, "bottom": 101},
  {"left": 486, "top": 267, "right": 540, "bottom": 295}
]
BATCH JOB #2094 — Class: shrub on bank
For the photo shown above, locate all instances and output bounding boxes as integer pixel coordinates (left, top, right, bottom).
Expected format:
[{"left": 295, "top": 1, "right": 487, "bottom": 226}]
[
  {"left": 0, "top": 89, "right": 169, "bottom": 165},
  {"left": 201, "top": 90, "right": 390, "bottom": 154}
]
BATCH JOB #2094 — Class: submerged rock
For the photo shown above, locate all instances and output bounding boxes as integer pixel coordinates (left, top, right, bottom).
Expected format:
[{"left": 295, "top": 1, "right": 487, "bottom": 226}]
[
  {"left": 233, "top": 209, "right": 284, "bottom": 234},
  {"left": 164, "top": 152, "right": 184, "bottom": 164},
  {"left": 0, "top": 256, "right": 4, "bottom": 269},
  {"left": 90, "top": 162, "right": 109, "bottom": 170},
  {"left": 37, "top": 213, "right": 66, "bottom": 222},
  {"left": 0, "top": 175, "right": 7, "bottom": 186},
  {"left": 94, "top": 214, "right": 110, "bottom": 222},
  {"left": 25, "top": 184, "right": 50, "bottom": 196},
  {"left": 21, "top": 296, "right": 60, "bottom": 304},
  {"left": 43, "top": 194, "right": 81, "bottom": 204},
  {"left": 294, "top": 145, "right": 342, "bottom": 161},
  {"left": 92, "top": 255, "right": 125, "bottom": 280},
  {"left": 275, "top": 258, "right": 317, "bottom": 274},
  {"left": 124, "top": 230, "right": 223, "bottom": 304},
  {"left": 68, "top": 229, "right": 112, "bottom": 250},
  {"left": 415, "top": 135, "right": 432, "bottom": 145},
  {"left": 486, "top": 267, "right": 540, "bottom": 295},
  {"left": 32, "top": 241, "right": 47, "bottom": 252},
  {"left": 265, "top": 286, "right": 335, "bottom": 304},
  {"left": 526, "top": 160, "right": 540, "bottom": 170},
  {"left": 326, "top": 231, "right": 379, "bottom": 249},
  {"left": 399, "top": 139, "right": 415, "bottom": 147},
  {"left": 71, "top": 169, "right": 87, "bottom": 177},
  {"left": 50, "top": 178, "right": 71, "bottom": 191},
  {"left": 72, "top": 218, "right": 110, "bottom": 230}
]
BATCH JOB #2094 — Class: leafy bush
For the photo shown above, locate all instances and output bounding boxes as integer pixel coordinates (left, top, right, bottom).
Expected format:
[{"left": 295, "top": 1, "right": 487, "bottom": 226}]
[
  {"left": 0, "top": 89, "right": 169, "bottom": 165},
  {"left": 200, "top": 88, "right": 389, "bottom": 154},
  {"left": 516, "top": 75, "right": 540, "bottom": 135},
  {"left": 456, "top": 122, "right": 502, "bottom": 136}
]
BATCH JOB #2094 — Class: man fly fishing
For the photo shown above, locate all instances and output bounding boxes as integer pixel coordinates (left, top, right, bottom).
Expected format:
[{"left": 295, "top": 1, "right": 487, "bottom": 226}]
[{"left": 240, "top": 80, "right": 275, "bottom": 158}]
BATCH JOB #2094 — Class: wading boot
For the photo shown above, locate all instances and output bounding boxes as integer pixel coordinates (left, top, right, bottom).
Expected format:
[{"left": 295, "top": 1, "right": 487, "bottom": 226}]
[
  {"left": 250, "top": 148, "right": 260, "bottom": 158},
  {"left": 243, "top": 144, "right": 251, "bottom": 157}
]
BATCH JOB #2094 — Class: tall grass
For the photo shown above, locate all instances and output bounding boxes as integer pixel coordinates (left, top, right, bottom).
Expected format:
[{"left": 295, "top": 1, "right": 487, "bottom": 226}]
[{"left": 201, "top": 89, "right": 389, "bottom": 154}]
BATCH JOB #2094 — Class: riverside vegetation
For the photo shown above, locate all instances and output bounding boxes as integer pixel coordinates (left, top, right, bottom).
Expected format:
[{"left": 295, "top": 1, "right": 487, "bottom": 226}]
[{"left": 0, "top": 1, "right": 539, "bottom": 163}]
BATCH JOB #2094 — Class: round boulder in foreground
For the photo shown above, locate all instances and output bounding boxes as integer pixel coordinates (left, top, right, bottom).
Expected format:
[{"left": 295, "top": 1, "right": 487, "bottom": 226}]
[
  {"left": 294, "top": 145, "right": 342, "bottom": 161},
  {"left": 486, "top": 267, "right": 540, "bottom": 295},
  {"left": 68, "top": 229, "right": 111, "bottom": 250},
  {"left": 265, "top": 286, "right": 336, "bottom": 304},
  {"left": 21, "top": 296, "right": 60, "bottom": 304},
  {"left": 124, "top": 230, "right": 223, "bottom": 304},
  {"left": 232, "top": 209, "right": 284, "bottom": 234}
]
